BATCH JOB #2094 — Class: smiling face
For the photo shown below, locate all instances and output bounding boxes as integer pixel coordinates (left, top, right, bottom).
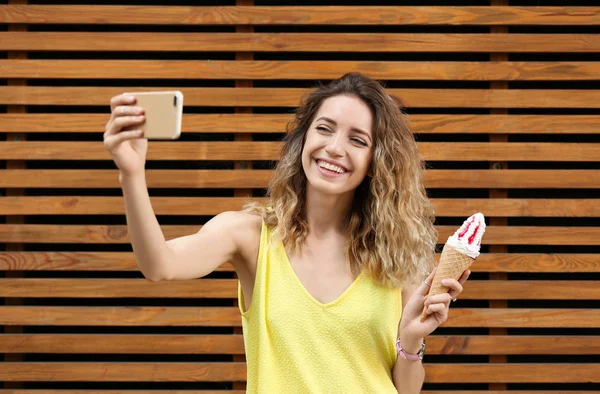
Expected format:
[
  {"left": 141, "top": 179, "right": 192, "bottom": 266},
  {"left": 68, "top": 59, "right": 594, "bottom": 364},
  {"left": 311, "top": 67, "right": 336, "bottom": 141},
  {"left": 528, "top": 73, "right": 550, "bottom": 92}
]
[{"left": 301, "top": 95, "right": 374, "bottom": 198}]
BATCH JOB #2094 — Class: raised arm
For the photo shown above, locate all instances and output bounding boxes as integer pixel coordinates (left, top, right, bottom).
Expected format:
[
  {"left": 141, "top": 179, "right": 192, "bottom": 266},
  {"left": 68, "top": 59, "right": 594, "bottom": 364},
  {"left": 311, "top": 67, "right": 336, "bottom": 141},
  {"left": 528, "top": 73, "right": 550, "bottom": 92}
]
[{"left": 104, "top": 93, "right": 260, "bottom": 282}]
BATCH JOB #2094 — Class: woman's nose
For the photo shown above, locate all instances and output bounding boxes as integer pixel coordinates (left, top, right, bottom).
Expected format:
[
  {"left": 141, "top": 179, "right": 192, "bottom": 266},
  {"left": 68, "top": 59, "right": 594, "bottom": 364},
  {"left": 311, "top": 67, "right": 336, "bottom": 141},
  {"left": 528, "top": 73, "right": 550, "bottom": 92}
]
[{"left": 325, "top": 135, "right": 344, "bottom": 157}]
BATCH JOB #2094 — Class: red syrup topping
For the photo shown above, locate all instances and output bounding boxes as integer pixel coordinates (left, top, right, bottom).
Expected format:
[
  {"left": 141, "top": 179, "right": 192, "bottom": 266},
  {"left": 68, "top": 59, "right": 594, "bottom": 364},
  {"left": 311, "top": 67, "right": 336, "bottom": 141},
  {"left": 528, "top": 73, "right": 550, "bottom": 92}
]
[
  {"left": 457, "top": 216, "right": 475, "bottom": 239},
  {"left": 468, "top": 223, "right": 480, "bottom": 245}
]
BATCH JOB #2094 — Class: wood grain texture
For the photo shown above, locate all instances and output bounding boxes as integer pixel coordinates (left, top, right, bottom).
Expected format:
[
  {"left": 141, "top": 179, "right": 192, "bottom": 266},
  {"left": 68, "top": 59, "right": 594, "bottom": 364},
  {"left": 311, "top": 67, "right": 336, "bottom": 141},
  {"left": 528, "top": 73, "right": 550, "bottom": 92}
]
[
  {"left": 2, "top": 197, "right": 599, "bottom": 217},
  {"left": 0, "top": 362, "right": 597, "bottom": 382},
  {"left": 426, "top": 335, "right": 600, "bottom": 355},
  {"left": 3, "top": 59, "right": 599, "bottom": 80},
  {"left": 1, "top": 252, "right": 598, "bottom": 273},
  {"left": 3, "top": 86, "right": 600, "bottom": 109},
  {"left": 1, "top": 224, "right": 599, "bottom": 245},
  {"left": 1, "top": 169, "right": 599, "bottom": 189},
  {"left": 0, "top": 334, "right": 245, "bottom": 354},
  {"left": 2, "top": 32, "right": 600, "bottom": 52},
  {"left": 0, "top": 279, "right": 597, "bottom": 300},
  {"left": 1, "top": 5, "right": 598, "bottom": 25},
  {"left": 5, "top": 113, "right": 600, "bottom": 135},
  {"left": 1, "top": 306, "right": 598, "bottom": 328},
  {"left": 0, "top": 306, "right": 241, "bottom": 326},
  {"left": 0, "top": 252, "right": 234, "bottom": 272},
  {"left": 0, "top": 362, "right": 247, "bottom": 381},
  {"left": 0, "top": 278, "right": 239, "bottom": 298},
  {"left": 2, "top": 334, "right": 597, "bottom": 355},
  {"left": 2, "top": 141, "right": 599, "bottom": 162},
  {"left": 445, "top": 309, "right": 600, "bottom": 328},
  {"left": 424, "top": 363, "right": 600, "bottom": 383}
]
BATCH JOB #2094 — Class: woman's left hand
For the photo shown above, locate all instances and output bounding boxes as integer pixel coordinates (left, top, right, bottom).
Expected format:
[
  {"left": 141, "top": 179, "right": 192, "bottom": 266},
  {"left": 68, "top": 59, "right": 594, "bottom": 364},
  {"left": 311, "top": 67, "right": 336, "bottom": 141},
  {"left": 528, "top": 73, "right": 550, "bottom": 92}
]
[{"left": 399, "top": 268, "right": 471, "bottom": 343}]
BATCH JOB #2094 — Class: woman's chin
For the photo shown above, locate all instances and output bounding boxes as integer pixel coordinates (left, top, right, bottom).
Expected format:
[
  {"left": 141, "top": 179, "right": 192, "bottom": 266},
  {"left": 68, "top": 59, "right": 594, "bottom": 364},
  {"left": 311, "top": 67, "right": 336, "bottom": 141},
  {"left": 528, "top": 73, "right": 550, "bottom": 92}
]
[{"left": 307, "top": 177, "right": 357, "bottom": 197}]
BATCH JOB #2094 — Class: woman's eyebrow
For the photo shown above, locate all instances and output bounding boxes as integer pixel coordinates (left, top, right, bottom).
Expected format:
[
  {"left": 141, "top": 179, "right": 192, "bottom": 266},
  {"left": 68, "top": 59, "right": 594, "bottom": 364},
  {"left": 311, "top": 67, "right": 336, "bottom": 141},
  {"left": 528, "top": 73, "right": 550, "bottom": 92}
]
[{"left": 315, "top": 116, "right": 371, "bottom": 141}]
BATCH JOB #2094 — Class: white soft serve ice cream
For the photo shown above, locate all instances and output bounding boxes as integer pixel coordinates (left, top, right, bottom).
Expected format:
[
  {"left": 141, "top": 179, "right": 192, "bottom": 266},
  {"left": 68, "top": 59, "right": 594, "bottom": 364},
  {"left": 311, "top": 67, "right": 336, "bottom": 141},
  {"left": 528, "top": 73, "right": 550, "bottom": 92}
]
[{"left": 446, "top": 212, "right": 486, "bottom": 259}]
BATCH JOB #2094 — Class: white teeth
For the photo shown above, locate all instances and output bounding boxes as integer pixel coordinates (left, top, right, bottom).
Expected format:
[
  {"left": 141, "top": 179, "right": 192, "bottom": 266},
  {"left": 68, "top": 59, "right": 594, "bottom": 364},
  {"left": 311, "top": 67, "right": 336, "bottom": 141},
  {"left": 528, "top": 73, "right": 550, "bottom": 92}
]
[{"left": 317, "top": 160, "right": 346, "bottom": 174}]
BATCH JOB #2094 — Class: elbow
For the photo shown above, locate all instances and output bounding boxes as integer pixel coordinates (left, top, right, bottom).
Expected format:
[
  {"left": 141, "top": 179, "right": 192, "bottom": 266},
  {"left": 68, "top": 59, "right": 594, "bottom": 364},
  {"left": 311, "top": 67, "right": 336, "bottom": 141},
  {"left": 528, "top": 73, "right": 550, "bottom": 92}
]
[
  {"left": 141, "top": 268, "right": 168, "bottom": 282},
  {"left": 143, "top": 273, "right": 164, "bottom": 282},
  {"left": 138, "top": 260, "right": 173, "bottom": 282},
  {"left": 138, "top": 248, "right": 176, "bottom": 282}
]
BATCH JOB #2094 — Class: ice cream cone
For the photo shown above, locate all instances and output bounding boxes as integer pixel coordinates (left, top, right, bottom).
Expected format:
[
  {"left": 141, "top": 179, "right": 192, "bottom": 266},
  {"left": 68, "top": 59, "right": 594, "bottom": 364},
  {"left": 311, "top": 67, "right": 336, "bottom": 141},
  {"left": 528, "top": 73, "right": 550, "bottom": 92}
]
[{"left": 420, "top": 243, "right": 475, "bottom": 322}]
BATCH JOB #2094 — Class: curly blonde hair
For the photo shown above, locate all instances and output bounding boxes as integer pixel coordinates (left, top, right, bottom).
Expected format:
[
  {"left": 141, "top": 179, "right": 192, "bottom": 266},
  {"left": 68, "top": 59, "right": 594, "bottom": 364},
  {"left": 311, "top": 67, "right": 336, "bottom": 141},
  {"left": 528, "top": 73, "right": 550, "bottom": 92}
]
[{"left": 244, "top": 72, "right": 437, "bottom": 288}]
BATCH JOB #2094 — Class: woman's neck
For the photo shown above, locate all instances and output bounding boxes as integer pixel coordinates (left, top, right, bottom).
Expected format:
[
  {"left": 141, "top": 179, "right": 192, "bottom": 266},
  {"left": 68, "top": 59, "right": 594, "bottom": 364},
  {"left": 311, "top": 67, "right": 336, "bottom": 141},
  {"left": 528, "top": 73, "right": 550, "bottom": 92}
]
[{"left": 305, "top": 186, "right": 354, "bottom": 238}]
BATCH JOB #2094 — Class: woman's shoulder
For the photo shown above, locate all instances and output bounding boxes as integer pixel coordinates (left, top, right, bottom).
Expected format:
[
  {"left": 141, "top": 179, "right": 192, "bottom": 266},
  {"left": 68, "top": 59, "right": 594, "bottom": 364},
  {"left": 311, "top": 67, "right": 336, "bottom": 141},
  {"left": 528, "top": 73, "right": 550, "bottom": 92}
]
[
  {"left": 215, "top": 209, "right": 262, "bottom": 224},
  {"left": 216, "top": 210, "right": 263, "bottom": 267},
  {"left": 215, "top": 210, "right": 263, "bottom": 241}
]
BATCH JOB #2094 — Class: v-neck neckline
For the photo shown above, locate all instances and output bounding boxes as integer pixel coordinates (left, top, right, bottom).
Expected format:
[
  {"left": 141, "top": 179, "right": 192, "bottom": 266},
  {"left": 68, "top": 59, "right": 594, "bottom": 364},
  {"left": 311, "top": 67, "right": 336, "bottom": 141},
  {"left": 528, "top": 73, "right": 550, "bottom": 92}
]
[{"left": 279, "top": 241, "right": 365, "bottom": 308}]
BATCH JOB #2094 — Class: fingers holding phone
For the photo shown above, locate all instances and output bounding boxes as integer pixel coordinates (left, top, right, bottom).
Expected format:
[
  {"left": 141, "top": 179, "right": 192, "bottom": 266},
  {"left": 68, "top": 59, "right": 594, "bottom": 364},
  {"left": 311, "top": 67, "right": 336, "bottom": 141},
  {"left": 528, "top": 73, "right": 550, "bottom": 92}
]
[
  {"left": 106, "top": 97, "right": 146, "bottom": 138},
  {"left": 104, "top": 93, "right": 148, "bottom": 178},
  {"left": 104, "top": 91, "right": 183, "bottom": 177},
  {"left": 124, "top": 91, "right": 183, "bottom": 140}
]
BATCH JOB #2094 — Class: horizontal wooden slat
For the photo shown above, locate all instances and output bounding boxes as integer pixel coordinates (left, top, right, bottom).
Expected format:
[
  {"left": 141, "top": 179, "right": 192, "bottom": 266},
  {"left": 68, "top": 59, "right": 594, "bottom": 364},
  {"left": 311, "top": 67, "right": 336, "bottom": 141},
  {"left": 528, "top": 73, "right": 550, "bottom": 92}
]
[
  {"left": 420, "top": 143, "right": 600, "bottom": 162},
  {"left": 462, "top": 280, "right": 600, "bottom": 300},
  {"left": 0, "top": 279, "right": 597, "bottom": 300},
  {"left": 0, "top": 306, "right": 241, "bottom": 326},
  {"left": 423, "top": 169, "right": 600, "bottom": 189},
  {"left": 3, "top": 32, "right": 600, "bottom": 52},
  {"left": 397, "top": 90, "right": 600, "bottom": 109},
  {"left": 0, "top": 362, "right": 246, "bottom": 382},
  {"left": 0, "top": 170, "right": 273, "bottom": 189},
  {"left": 1, "top": 141, "right": 599, "bottom": 162},
  {"left": 1, "top": 306, "right": 598, "bottom": 327},
  {"left": 1, "top": 170, "right": 599, "bottom": 189},
  {"left": 423, "top": 392, "right": 600, "bottom": 394},
  {"left": 425, "top": 364, "right": 600, "bottom": 383},
  {"left": 0, "top": 196, "right": 261, "bottom": 215},
  {"left": 0, "top": 278, "right": 238, "bottom": 298},
  {"left": 3, "top": 87, "right": 600, "bottom": 110},
  {"left": 8, "top": 251, "right": 600, "bottom": 273},
  {"left": 0, "top": 334, "right": 245, "bottom": 354},
  {"left": 0, "top": 391, "right": 243, "bottom": 394},
  {"left": 432, "top": 198, "right": 600, "bottom": 217},
  {"left": 0, "top": 362, "right": 598, "bottom": 382},
  {"left": 0, "top": 113, "right": 295, "bottom": 132},
  {"left": 1, "top": 5, "right": 598, "bottom": 25},
  {"left": 473, "top": 253, "right": 600, "bottom": 272},
  {"left": 3, "top": 197, "right": 600, "bottom": 217},
  {"left": 446, "top": 309, "right": 600, "bottom": 328},
  {"left": 3, "top": 59, "right": 599, "bottom": 81},
  {"left": 0, "top": 142, "right": 281, "bottom": 161},
  {"left": 420, "top": 390, "right": 598, "bottom": 394},
  {"left": 427, "top": 335, "right": 600, "bottom": 355},
  {"left": 3, "top": 112, "right": 600, "bottom": 136},
  {"left": 1, "top": 224, "right": 599, "bottom": 245},
  {"left": 2, "top": 334, "right": 598, "bottom": 355},
  {"left": 0, "top": 252, "right": 235, "bottom": 272},
  {"left": 1, "top": 252, "right": 598, "bottom": 273}
]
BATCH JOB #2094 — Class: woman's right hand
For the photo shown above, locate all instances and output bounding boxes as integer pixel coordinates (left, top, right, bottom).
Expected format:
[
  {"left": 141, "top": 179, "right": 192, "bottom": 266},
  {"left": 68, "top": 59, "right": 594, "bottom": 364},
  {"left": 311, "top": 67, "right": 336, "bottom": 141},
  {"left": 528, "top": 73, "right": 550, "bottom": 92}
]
[{"left": 104, "top": 94, "right": 148, "bottom": 178}]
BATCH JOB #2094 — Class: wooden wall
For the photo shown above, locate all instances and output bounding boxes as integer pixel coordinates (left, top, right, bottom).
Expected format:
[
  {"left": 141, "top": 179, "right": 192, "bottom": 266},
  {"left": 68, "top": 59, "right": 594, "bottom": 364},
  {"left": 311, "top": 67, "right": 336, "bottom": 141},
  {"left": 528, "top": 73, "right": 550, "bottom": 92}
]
[{"left": 1, "top": 1, "right": 599, "bottom": 392}]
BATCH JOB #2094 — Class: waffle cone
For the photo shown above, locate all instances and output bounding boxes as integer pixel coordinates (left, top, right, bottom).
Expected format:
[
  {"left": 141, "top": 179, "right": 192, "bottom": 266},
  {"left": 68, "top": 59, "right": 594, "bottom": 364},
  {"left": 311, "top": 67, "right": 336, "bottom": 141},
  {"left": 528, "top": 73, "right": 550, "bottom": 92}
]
[{"left": 420, "top": 244, "right": 474, "bottom": 322}]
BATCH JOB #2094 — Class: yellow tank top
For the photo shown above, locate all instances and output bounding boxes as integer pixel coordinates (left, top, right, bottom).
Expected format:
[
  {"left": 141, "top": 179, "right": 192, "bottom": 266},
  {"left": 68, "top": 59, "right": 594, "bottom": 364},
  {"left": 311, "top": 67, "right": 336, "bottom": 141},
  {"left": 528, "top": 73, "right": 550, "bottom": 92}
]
[{"left": 238, "top": 221, "right": 403, "bottom": 393}]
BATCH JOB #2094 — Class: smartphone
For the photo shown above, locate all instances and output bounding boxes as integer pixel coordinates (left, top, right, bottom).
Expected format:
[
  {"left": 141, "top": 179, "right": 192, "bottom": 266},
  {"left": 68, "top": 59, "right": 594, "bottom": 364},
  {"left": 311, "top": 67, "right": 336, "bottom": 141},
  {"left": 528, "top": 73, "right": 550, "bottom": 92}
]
[{"left": 123, "top": 91, "right": 183, "bottom": 140}]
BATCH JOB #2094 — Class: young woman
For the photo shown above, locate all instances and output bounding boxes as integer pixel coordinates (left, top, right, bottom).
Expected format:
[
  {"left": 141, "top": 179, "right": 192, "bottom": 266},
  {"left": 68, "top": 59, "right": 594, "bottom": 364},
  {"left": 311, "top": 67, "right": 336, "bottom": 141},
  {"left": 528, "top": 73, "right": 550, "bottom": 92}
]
[{"left": 104, "top": 72, "right": 470, "bottom": 393}]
